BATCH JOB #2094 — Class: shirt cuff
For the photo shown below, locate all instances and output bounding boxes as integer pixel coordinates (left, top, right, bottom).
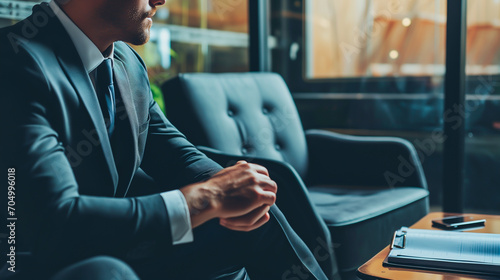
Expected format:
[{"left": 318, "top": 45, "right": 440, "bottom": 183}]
[{"left": 160, "top": 190, "right": 194, "bottom": 245}]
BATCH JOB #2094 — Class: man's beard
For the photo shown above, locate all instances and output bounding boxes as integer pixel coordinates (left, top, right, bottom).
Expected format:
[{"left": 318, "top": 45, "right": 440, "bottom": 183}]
[
  {"left": 127, "top": 24, "right": 151, "bottom": 45},
  {"left": 121, "top": 12, "right": 152, "bottom": 45},
  {"left": 126, "top": 9, "right": 153, "bottom": 45},
  {"left": 102, "top": 4, "right": 152, "bottom": 45}
]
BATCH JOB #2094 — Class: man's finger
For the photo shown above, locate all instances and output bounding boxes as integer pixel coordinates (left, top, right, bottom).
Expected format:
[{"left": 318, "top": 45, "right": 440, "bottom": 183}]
[
  {"left": 255, "top": 188, "right": 277, "bottom": 206},
  {"left": 241, "top": 173, "right": 277, "bottom": 193},
  {"left": 220, "top": 205, "right": 270, "bottom": 227},
  {"left": 233, "top": 161, "right": 269, "bottom": 177},
  {"left": 249, "top": 163, "right": 270, "bottom": 176},
  {"left": 257, "top": 176, "right": 278, "bottom": 193},
  {"left": 220, "top": 212, "right": 270, "bottom": 232}
]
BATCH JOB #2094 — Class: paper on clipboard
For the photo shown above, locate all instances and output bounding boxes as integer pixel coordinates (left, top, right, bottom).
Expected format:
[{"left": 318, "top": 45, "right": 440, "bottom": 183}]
[{"left": 385, "top": 227, "right": 500, "bottom": 275}]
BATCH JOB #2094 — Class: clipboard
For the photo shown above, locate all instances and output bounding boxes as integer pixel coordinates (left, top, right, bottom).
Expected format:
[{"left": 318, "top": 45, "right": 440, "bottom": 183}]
[
  {"left": 383, "top": 227, "right": 500, "bottom": 277},
  {"left": 390, "top": 228, "right": 407, "bottom": 249}
]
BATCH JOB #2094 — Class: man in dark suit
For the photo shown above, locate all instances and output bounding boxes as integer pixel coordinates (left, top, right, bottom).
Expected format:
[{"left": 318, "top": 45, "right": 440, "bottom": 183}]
[{"left": 0, "top": 0, "right": 329, "bottom": 279}]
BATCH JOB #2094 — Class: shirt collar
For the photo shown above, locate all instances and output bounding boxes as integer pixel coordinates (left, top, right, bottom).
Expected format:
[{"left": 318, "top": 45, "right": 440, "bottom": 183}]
[{"left": 49, "top": 1, "right": 114, "bottom": 73}]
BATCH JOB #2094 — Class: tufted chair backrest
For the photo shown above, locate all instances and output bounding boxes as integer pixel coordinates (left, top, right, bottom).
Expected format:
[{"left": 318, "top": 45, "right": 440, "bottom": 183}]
[{"left": 162, "top": 73, "right": 309, "bottom": 178}]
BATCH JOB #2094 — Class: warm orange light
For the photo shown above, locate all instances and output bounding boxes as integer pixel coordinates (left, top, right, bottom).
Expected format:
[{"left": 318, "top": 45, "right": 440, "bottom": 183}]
[
  {"left": 402, "top": 17, "right": 412, "bottom": 27},
  {"left": 389, "top": 50, "right": 399, "bottom": 60}
]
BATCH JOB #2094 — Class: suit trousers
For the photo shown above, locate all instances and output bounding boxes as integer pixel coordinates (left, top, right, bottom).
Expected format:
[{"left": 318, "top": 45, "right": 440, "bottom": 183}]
[{"left": 46, "top": 206, "right": 327, "bottom": 280}]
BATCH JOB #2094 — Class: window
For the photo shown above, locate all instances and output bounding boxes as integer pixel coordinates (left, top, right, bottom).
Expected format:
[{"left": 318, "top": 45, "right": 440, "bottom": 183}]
[
  {"left": 464, "top": 0, "right": 500, "bottom": 214},
  {"left": 306, "top": 1, "right": 446, "bottom": 79},
  {"left": 270, "top": 0, "right": 500, "bottom": 214},
  {"left": 131, "top": 0, "right": 249, "bottom": 81},
  {"left": 131, "top": 0, "right": 249, "bottom": 112},
  {"left": 0, "top": 0, "right": 41, "bottom": 27}
]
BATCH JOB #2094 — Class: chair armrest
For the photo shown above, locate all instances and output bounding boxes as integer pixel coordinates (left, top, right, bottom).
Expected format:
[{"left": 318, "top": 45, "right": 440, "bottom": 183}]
[
  {"left": 197, "top": 146, "right": 338, "bottom": 279},
  {"left": 305, "top": 129, "right": 428, "bottom": 189}
]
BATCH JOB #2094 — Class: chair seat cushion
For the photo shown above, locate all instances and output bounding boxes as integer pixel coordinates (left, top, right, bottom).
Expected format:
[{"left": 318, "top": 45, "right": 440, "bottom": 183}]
[
  {"left": 308, "top": 186, "right": 429, "bottom": 273},
  {"left": 308, "top": 186, "right": 429, "bottom": 226}
]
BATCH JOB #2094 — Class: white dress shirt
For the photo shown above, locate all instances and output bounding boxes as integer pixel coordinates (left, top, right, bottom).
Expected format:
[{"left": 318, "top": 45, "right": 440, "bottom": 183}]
[{"left": 48, "top": 0, "right": 193, "bottom": 245}]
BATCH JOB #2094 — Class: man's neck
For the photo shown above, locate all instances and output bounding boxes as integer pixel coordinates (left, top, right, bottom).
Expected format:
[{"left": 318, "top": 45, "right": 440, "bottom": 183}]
[{"left": 56, "top": 2, "right": 114, "bottom": 53}]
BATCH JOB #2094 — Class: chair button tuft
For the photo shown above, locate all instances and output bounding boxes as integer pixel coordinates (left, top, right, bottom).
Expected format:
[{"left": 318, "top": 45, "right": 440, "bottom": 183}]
[
  {"left": 262, "top": 107, "right": 269, "bottom": 114},
  {"left": 275, "top": 144, "right": 281, "bottom": 150},
  {"left": 241, "top": 147, "right": 248, "bottom": 154},
  {"left": 228, "top": 110, "right": 234, "bottom": 117}
]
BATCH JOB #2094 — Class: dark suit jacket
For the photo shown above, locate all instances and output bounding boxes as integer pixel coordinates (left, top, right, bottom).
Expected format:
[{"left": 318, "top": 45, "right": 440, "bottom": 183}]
[{"left": 0, "top": 3, "right": 222, "bottom": 273}]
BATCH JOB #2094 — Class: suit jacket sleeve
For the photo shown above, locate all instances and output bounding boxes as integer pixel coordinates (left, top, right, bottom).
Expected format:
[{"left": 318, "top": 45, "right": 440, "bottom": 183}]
[
  {"left": 140, "top": 99, "right": 223, "bottom": 188},
  {"left": 126, "top": 45, "right": 223, "bottom": 188},
  {"left": 0, "top": 42, "right": 175, "bottom": 272}
]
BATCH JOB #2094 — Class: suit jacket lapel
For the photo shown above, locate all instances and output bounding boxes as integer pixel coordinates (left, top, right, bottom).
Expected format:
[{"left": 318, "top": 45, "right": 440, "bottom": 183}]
[
  {"left": 113, "top": 58, "right": 140, "bottom": 196},
  {"left": 55, "top": 39, "right": 119, "bottom": 191}
]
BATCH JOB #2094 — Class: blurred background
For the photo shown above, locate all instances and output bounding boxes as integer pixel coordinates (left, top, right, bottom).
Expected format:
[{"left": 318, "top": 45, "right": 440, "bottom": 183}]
[{"left": 1, "top": 0, "right": 499, "bottom": 214}]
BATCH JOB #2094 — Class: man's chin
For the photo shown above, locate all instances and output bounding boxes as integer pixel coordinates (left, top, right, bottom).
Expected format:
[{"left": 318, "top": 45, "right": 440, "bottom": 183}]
[{"left": 126, "top": 31, "right": 150, "bottom": 46}]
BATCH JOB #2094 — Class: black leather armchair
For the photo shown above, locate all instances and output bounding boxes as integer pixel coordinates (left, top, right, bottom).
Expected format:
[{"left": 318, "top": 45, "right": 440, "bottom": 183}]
[{"left": 162, "top": 72, "right": 429, "bottom": 279}]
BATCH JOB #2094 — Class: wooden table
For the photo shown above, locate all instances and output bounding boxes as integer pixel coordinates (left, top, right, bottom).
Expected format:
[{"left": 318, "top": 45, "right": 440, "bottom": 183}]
[{"left": 357, "top": 212, "right": 500, "bottom": 280}]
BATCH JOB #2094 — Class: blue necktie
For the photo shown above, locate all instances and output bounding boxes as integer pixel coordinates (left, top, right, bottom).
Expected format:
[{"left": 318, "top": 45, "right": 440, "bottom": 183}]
[{"left": 96, "top": 58, "right": 116, "bottom": 135}]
